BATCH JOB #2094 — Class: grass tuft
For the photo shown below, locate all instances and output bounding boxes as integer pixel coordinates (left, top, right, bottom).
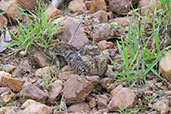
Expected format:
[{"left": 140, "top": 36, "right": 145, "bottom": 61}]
[{"left": 108, "top": 0, "right": 171, "bottom": 82}]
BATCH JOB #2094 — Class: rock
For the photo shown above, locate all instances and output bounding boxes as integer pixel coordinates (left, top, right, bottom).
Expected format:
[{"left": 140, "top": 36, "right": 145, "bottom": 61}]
[
  {"left": 0, "top": 0, "right": 24, "bottom": 21},
  {"left": 51, "top": 0, "right": 66, "bottom": 8},
  {"left": 33, "top": 51, "right": 51, "bottom": 67},
  {"left": 108, "top": 85, "right": 136, "bottom": 111},
  {"left": 16, "top": 0, "right": 37, "bottom": 10},
  {"left": 153, "top": 100, "right": 169, "bottom": 114},
  {"left": 100, "top": 77, "right": 115, "bottom": 90},
  {"left": 105, "top": 65, "right": 114, "bottom": 78},
  {"left": 3, "top": 64, "right": 16, "bottom": 73},
  {"left": 21, "top": 99, "right": 37, "bottom": 109},
  {"left": 91, "top": 10, "right": 108, "bottom": 22},
  {"left": 139, "top": 0, "right": 161, "bottom": 17},
  {"left": 0, "top": 71, "right": 11, "bottom": 79},
  {"left": 4, "top": 109, "right": 16, "bottom": 114},
  {"left": 92, "top": 109, "right": 109, "bottom": 114},
  {"left": 165, "top": 91, "right": 171, "bottom": 96},
  {"left": 96, "top": 94, "right": 108, "bottom": 109},
  {"left": 21, "top": 101, "right": 52, "bottom": 114},
  {"left": 109, "top": 0, "right": 131, "bottom": 15},
  {"left": 160, "top": 53, "right": 171, "bottom": 81},
  {"left": 48, "top": 80, "right": 63, "bottom": 104},
  {"left": 0, "top": 87, "right": 10, "bottom": 94},
  {"left": 110, "top": 16, "right": 132, "bottom": 27},
  {"left": 47, "top": 5, "right": 61, "bottom": 22},
  {"left": 0, "top": 15, "right": 7, "bottom": 29},
  {"left": 88, "top": 23, "right": 115, "bottom": 41},
  {"left": 14, "top": 60, "right": 32, "bottom": 77},
  {"left": 58, "top": 71, "right": 75, "bottom": 80},
  {"left": 64, "top": 76, "right": 94, "bottom": 104},
  {"left": 85, "top": 76, "right": 100, "bottom": 85},
  {"left": 85, "top": 1, "right": 92, "bottom": 10},
  {"left": 68, "top": 0, "right": 86, "bottom": 13},
  {"left": 19, "top": 82, "right": 48, "bottom": 103},
  {"left": 98, "top": 40, "right": 114, "bottom": 50},
  {"left": 87, "top": 17, "right": 133, "bottom": 41},
  {"left": 107, "top": 84, "right": 116, "bottom": 93},
  {"left": 0, "top": 71, "right": 24, "bottom": 92},
  {"left": 89, "top": 0, "right": 107, "bottom": 14},
  {"left": 68, "top": 103, "right": 90, "bottom": 113},
  {"left": 19, "top": 50, "right": 27, "bottom": 57},
  {"left": 62, "top": 18, "right": 89, "bottom": 49},
  {"left": 1, "top": 91, "right": 16, "bottom": 103},
  {"left": 89, "top": 97, "right": 96, "bottom": 108},
  {"left": 0, "top": 107, "right": 17, "bottom": 114},
  {"left": 110, "top": 85, "right": 123, "bottom": 97},
  {"left": 35, "top": 65, "right": 57, "bottom": 78}
]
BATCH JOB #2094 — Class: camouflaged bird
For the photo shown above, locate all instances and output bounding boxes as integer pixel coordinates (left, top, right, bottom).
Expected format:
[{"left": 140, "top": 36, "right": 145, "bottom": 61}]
[{"left": 53, "top": 43, "right": 108, "bottom": 76}]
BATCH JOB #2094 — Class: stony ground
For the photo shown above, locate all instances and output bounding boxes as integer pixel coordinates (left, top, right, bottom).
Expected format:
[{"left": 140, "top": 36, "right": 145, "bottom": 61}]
[{"left": 0, "top": 0, "right": 171, "bottom": 114}]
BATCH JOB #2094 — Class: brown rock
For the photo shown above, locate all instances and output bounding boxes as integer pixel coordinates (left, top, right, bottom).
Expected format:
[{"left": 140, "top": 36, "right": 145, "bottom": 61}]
[
  {"left": 109, "top": 0, "right": 131, "bottom": 15},
  {"left": 139, "top": 0, "right": 161, "bottom": 17},
  {"left": 89, "top": 23, "right": 115, "bottom": 41},
  {"left": 96, "top": 94, "right": 108, "bottom": 109},
  {"left": 48, "top": 80, "right": 63, "bottom": 104},
  {"left": 1, "top": 0, "right": 24, "bottom": 21},
  {"left": 64, "top": 76, "right": 94, "bottom": 104},
  {"left": 85, "top": 76, "right": 100, "bottom": 85},
  {"left": 62, "top": 18, "right": 89, "bottom": 49},
  {"left": 100, "top": 77, "right": 115, "bottom": 90},
  {"left": 16, "top": 0, "right": 37, "bottom": 10},
  {"left": 89, "top": 97, "right": 96, "bottom": 108},
  {"left": 58, "top": 71, "right": 75, "bottom": 80},
  {"left": 35, "top": 65, "right": 57, "bottom": 78},
  {"left": 68, "top": 0, "right": 87, "bottom": 13},
  {"left": 87, "top": 17, "right": 132, "bottom": 40},
  {"left": 21, "top": 102, "right": 52, "bottom": 114},
  {"left": 107, "top": 84, "right": 116, "bottom": 93},
  {"left": 19, "top": 82, "right": 48, "bottom": 103},
  {"left": 153, "top": 100, "right": 169, "bottom": 114},
  {"left": 0, "top": 71, "right": 24, "bottom": 92},
  {"left": 89, "top": 0, "right": 107, "bottom": 14},
  {"left": 47, "top": 5, "right": 61, "bottom": 22},
  {"left": 85, "top": 1, "right": 92, "bottom": 10},
  {"left": 110, "top": 85, "right": 123, "bottom": 97},
  {"left": 108, "top": 85, "right": 136, "bottom": 111},
  {"left": 160, "top": 53, "right": 171, "bottom": 81},
  {"left": 0, "top": 15, "right": 7, "bottom": 29},
  {"left": 68, "top": 103, "right": 90, "bottom": 113},
  {"left": 33, "top": 51, "right": 51, "bottom": 67},
  {"left": 91, "top": 10, "right": 108, "bottom": 22},
  {"left": 110, "top": 16, "right": 132, "bottom": 27},
  {"left": 3, "top": 64, "right": 16, "bottom": 73},
  {"left": 98, "top": 40, "right": 114, "bottom": 50}
]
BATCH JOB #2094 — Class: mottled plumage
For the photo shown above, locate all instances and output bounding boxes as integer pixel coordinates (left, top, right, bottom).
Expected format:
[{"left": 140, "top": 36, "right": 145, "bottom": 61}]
[{"left": 54, "top": 43, "right": 107, "bottom": 76}]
